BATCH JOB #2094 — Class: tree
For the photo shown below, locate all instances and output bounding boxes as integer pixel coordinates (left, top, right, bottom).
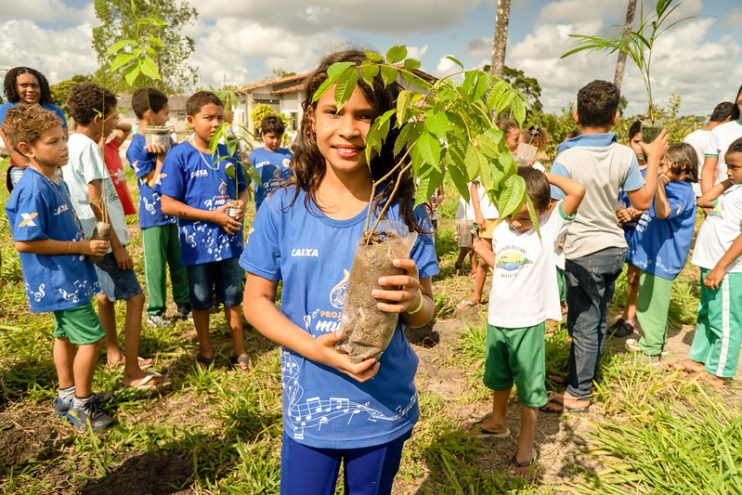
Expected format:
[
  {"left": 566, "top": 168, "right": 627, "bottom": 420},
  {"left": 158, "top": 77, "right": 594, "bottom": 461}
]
[
  {"left": 483, "top": 65, "right": 543, "bottom": 113},
  {"left": 50, "top": 74, "right": 93, "bottom": 108},
  {"left": 91, "top": 0, "right": 198, "bottom": 92},
  {"left": 614, "top": 0, "right": 638, "bottom": 91},
  {"left": 490, "top": 0, "right": 512, "bottom": 78}
]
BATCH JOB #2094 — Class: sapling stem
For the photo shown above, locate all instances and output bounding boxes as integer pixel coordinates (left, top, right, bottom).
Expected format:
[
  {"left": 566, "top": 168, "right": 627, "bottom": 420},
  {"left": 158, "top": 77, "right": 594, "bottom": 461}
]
[
  {"left": 362, "top": 144, "right": 414, "bottom": 238},
  {"left": 365, "top": 161, "right": 412, "bottom": 244}
]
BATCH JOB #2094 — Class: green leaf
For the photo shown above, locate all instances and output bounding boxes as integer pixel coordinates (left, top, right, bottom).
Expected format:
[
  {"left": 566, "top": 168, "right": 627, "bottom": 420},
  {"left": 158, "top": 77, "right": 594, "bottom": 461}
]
[
  {"left": 497, "top": 174, "right": 527, "bottom": 219},
  {"left": 386, "top": 45, "right": 407, "bottom": 64},
  {"left": 423, "top": 111, "right": 448, "bottom": 139},
  {"left": 475, "top": 128, "right": 503, "bottom": 158},
  {"left": 359, "top": 64, "right": 379, "bottom": 87},
  {"left": 109, "top": 52, "right": 136, "bottom": 72},
  {"left": 312, "top": 77, "right": 334, "bottom": 103},
  {"left": 364, "top": 50, "right": 384, "bottom": 62},
  {"left": 145, "top": 35, "right": 164, "bottom": 48},
  {"left": 511, "top": 94, "right": 526, "bottom": 125},
  {"left": 334, "top": 66, "right": 358, "bottom": 109},
  {"left": 403, "top": 58, "right": 421, "bottom": 71},
  {"left": 394, "top": 121, "right": 423, "bottom": 157},
  {"left": 124, "top": 63, "right": 140, "bottom": 86},
  {"left": 465, "top": 144, "right": 488, "bottom": 181},
  {"left": 107, "top": 39, "right": 134, "bottom": 56},
  {"left": 472, "top": 72, "right": 490, "bottom": 101},
  {"left": 445, "top": 147, "right": 470, "bottom": 201},
  {"left": 461, "top": 71, "right": 478, "bottom": 101},
  {"left": 327, "top": 61, "right": 354, "bottom": 79},
  {"left": 496, "top": 89, "right": 516, "bottom": 114},
  {"left": 414, "top": 167, "right": 444, "bottom": 208},
  {"left": 486, "top": 80, "right": 508, "bottom": 111},
  {"left": 380, "top": 65, "right": 398, "bottom": 87},
  {"left": 444, "top": 55, "right": 464, "bottom": 69},
  {"left": 399, "top": 70, "right": 432, "bottom": 91},
  {"left": 140, "top": 56, "right": 161, "bottom": 80},
  {"left": 414, "top": 132, "right": 442, "bottom": 168},
  {"left": 396, "top": 90, "right": 413, "bottom": 126}
]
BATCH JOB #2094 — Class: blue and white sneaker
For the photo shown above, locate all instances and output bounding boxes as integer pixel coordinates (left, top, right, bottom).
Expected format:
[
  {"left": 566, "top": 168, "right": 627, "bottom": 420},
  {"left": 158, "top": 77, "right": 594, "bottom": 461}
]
[
  {"left": 65, "top": 395, "right": 113, "bottom": 431},
  {"left": 53, "top": 391, "right": 112, "bottom": 416}
]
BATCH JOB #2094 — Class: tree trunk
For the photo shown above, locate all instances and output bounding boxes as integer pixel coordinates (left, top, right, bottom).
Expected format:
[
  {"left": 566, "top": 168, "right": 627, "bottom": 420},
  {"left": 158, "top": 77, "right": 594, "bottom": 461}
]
[
  {"left": 490, "top": 0, "right": 511, "bottom": 79},
  {"left": 614, "top": 0, "right": 637, "bottom": 90}
]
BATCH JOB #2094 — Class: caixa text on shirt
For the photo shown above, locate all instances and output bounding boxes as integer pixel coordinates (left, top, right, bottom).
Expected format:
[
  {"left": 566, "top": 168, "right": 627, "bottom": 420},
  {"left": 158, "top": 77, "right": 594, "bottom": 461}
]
[{"left": 291, "top": 248, "right": 319, "bottom": 257}]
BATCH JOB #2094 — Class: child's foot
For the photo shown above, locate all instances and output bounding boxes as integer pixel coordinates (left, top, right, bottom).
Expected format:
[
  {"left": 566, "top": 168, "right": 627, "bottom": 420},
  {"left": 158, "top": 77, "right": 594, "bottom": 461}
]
[
  {"left": 456, "top": 299, "right": 479, "bottom": 310},
  {"left": 65, "top": 395, "right": 114, "bottom": 431},
  {"left": 508, "top": 448, "right": 537, "bottom": 480},
  {"left": 175, "top": 304, "right": 193, "bottom": 321},
  {"left": 123, "top": 371, "right": 169, "bottom": 390},
  {"left": 53, "top": 391, "right": 112, "bottom": 416},
  {"left": 625, "top": 339, "right": 661, "bottom": 366},
  {"left": 196, "top": 354, "right": 214, "bottom": 370},
  {"left": 146, "top": 313, "right": 172, "bottom": 328},
  {"left": 609, "top": 318, "right": 635, "bottom": 338},
  {"left": 679, "top": 359, "right": 705, "bottom": 373},
  {"left": 231, "top": 353, "right": 252, "bottom": 372},
  {"left": 107, "top": 355, "right": 154, "bottom": 371},
  {"left": 540, "top": 393, "right": 590, "bottom": 414}
]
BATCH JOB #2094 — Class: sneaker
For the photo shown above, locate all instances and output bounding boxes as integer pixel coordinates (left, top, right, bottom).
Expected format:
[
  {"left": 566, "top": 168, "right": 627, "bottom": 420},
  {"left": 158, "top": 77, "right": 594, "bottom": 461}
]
[
  {"left": 625, "top": 339, "right": 661, "bottom": 366},
  {"left": 65, "top": 396, "right": 114, "bottom": 431},
  {"left": 146, "top": 313, "right": 172, "bottom": 328},
  {"left": 609, "top": 318, "right": 635, "bottom": 338},
  {"left": 53, "top": 391, "right": 113, "bottom": 416},
  {"left": 175, "top": 304, "right": 192, "bottom": 321}
]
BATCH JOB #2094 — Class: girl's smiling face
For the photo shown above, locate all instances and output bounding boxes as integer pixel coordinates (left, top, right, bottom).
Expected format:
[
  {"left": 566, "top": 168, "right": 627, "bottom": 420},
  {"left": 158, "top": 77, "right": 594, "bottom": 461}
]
[
  {"left": 16, "top": 72, "right": 41, "bottom": 105},
  {"left": 311, "top": 85, "right": 374, "bottom": 179}
]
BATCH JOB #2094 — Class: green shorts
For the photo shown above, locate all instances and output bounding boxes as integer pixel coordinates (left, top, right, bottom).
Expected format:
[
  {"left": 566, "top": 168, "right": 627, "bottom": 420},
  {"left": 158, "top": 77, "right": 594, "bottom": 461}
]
[
  {"left": 484, "top": 323, "right": 547, "bottom": 408},
  {"left": 53, "top": 303, "right": 106, "bottom": 345},
  {"left": 556, "top": 267, "right": 567, "bottom": 303}
]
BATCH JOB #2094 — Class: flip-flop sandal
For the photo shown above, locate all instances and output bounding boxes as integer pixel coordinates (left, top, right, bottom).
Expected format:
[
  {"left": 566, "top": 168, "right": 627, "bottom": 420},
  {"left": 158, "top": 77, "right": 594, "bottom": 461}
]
[
  {"left": 547, "top": 373, "right": 567, "bottom": 385},
  {"left": 539, "top": 397, "right": 589, "bottom": 414},
  {"left": 456, "top": 300, "right": 477, "bottom": 310},
  {"left": 468, "top": 425, "right": 511, "bottom": 438},
  {"left": 196, "top": 354, "right": 214, "bottom": 370},
  {"left": 108, "top": 356, "right": 153, "bottom": 371},
  {"left": 124, "top": 371, "right": 169, "bottom": 390},
  {"left": 231, "top": 354, "right": 252, "bottom": 371},
  {"left": 508, "top": 448, "right": 538, "bottom": 479}
]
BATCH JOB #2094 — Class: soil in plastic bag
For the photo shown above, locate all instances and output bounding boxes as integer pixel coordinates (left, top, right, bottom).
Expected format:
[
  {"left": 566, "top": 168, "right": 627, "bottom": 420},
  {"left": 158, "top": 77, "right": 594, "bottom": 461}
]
[
  {"left": 85, "top": 221, "right": 110, "bottom": 265},
  {"left": 335, "top": 221, "right": 417, "bottom": 362}
]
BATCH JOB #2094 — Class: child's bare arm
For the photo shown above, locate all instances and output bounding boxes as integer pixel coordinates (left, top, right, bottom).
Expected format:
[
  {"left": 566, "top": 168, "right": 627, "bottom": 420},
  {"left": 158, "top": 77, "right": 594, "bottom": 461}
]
[
  {"left": 545, "top": 172, "right": 585, "bottom": 217},
  {"left": 704, "top": 233, "right": 742, "bottom": 289},
  {"left": 471, "top": 231, "right": 495, "bottom": 267},
  {"left": 161, "top": 194, "right": 242, "bottom": 235},
  {"left": 88, "top": 179, "right": 132, "bottom": 270},
  {"left": 627, "top": 129, "right": 669, "bottom": 210},
  {"left": 470, "top": 182, "right": 485, "bottom": 229},
  {"left": 653, "top": 176, "right": 672, "bottom": 219},
  {"left": 700, "top": 156, "right": 718, "bottom": 194},
  {"left": 15, "top": 238, "right": 110, "bottom": 257},
  {"left": 697, "top": 179, "right": 735, "bottom": 208},
  {"left": 243, "top": 273, "right": 380, "bottom": 382},
  {"left": 111, "top": 123, "right": 132, "bottom": 147}
]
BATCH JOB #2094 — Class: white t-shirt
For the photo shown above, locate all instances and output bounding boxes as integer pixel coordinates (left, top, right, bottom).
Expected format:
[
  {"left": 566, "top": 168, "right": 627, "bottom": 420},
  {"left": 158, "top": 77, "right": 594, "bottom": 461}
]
[
  {"left": 684, "top": 128, "right": 712, "bottom": 196},
  {"left": 63, "top": 133, "right": 129, "bottom": 245},
  {"left": 691, "top": 185, "right": 742, "bottom": 273},
  {"left": 488, "top": 201, "right": 573, "bottom": 328},
  {"left": 704, "top": 120, "right": 742, "bottom": 185},
  {"left": 474, "top": 182, "right": 499, "bottom": 219},
  {"left": 455, "top": 196, "right": 474, "bottom": 220}
]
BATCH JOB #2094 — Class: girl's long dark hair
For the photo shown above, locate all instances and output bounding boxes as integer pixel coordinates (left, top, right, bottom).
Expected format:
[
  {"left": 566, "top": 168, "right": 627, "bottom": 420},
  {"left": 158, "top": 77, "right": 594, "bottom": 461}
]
[
  {"left": 733, "top": 83, "right": 742, "bottom": 121},
  {"left": 289, "top": 49, "right": 423, "bottom": 233},
  {"left": 3, "top": 67, "right": 53, "bottom": 105}
]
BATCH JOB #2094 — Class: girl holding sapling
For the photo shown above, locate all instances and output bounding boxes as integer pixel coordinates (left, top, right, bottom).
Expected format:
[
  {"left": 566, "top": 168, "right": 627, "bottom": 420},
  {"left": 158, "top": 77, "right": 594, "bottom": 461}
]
[{"left": 241, "top": 50, "right": 438, "bottom": 494}]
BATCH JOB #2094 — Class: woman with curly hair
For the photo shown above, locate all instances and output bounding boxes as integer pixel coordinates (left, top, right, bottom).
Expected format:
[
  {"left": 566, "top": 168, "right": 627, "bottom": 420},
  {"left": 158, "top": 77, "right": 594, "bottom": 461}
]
[{"left": 0, "top": 66, "right": 67, "bottom": 191}]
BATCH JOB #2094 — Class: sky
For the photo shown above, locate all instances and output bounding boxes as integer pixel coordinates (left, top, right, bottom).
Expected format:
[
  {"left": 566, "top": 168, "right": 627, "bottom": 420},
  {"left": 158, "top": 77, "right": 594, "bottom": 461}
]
[{"left": 0, "top": 0, "right": 740, "bottom": 116}]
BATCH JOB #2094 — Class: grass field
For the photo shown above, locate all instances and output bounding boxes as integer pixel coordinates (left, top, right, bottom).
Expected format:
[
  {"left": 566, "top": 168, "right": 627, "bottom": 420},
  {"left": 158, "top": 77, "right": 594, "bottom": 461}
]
[{"left": 0, "top": 165, "right": 740, "bottom": 494}]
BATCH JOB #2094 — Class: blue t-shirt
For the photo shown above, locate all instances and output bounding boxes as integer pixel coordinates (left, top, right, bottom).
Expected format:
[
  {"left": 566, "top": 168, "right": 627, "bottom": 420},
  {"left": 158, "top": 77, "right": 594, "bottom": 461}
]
[
  {"left": 249, "top": 147, "right": 293, "bottom": 210},
  {"left": 0, "top": 102, "right": 67, "bottom": 128},
  {"left": 125, "top": 133, "right": 176, "bottom": 229},
  {"left": 159, "top": 141, "right": 247, "bottom": 266},
  {"left": 627, "top": 181, "right": 696, "bottom": 280},
  {"left": 618, "top": 167, "right": 648, "bottom": 243},
  {"left": 5, "top": 168, "right": 99, "bottom": 312},
  {"left": 240, "top": 186, "right": 439, "bottom": 449}
]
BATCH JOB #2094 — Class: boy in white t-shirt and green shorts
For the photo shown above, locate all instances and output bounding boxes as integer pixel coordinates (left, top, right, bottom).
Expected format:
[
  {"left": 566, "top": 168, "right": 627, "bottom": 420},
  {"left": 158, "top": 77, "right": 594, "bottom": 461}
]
[
  {"left": 471, "top": 167, "right": 585, "bottom": 479},
  {"left": 684, "top": 138, "right": 742, "bottom": 381}
]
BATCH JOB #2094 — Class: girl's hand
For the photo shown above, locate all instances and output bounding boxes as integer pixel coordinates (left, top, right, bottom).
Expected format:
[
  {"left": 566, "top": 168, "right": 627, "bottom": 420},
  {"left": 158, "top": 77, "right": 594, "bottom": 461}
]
[
  {"left": 640, "top": 129, "right": 669, "bottom": 162},
  {"left": 212, "top": 204, "right": 242, "bottom": 234},
  {"left": 471, "top": 229, "right": 487, "bottom": 256},
  {"left": 474, "top": 215, "right": 486, "bottom": 231},
  {"left": 81, "top": 239, "right": 110, "bottom": 256},
  {"left": 312, "top": 329, "right": 380, "bottom": 382},
  {"left": 144, "top": 143, "right": 168, "bottom": 156},
  {"left": 704, "top": 266, "right": 725, "bottom": 290},
  {"left": 113, "top": 245, "right": 133, "bottom": 270},
  {"left": 374, "top": 258, "right": 421, "bottom": 314}
]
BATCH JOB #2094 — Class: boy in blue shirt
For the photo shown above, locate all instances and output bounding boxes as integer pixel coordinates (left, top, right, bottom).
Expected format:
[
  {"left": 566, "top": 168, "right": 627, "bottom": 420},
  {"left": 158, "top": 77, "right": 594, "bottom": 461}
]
[
  {"left": 160, "top": 91, "right": 251, "bottom": 370},
  {"left": 542, "top": 81, "right": 665, "bottom": 413},
  {"left": 126, "top": 88, "right": 190, "bottom": 327},
  {"left": 3, "top": 105, "right": 112, "bottom": 430},
  {"left": 248, "top": 115, "right": 292, "bottom": 211}
]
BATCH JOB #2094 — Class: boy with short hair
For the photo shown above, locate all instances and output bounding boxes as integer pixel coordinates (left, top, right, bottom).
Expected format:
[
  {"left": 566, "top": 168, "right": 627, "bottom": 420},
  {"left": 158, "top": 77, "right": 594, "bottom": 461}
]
[
  {"left": 4, "top": 105, "right": 112, "bottom": 430},
  {"left": 160, "top": 91, "right": 251, "bottom": 370},
  {"left": 684, "top": 101, "right": 734, "bottom": 196},
  {"left": 471, "top": 167, "right": 585, "bottom": 478},
  {"left": 63, "top": 83, "right": 163, "bottom": 389},
  {"left": 542, "top": 80, "right": 664, "bottom": 413},
  {"left": 126, "top": 87, "right": 190, "bottom": 327},
  {"left": 248, "top": 114, "right": 292, "bottom": 211}
]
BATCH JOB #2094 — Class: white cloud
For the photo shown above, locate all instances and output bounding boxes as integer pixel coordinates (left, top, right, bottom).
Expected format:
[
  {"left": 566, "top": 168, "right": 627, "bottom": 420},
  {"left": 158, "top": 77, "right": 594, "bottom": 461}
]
[
  {"left": 538, "top": 0, "right": 621, "bottom": 24},
  {"left": 0, "top": 0, "right": 89, "bottom": 22},
  {"left": 406, "top": 45, "right": 429, "bottom": 60},
  {"left": 720, "top": 7, "right": 742, "bottom": 27},
  {"left": 435, "top": 56, "right": 459, "bottom": 77},
  {"left": 465, "top": 37, "right": 490, "bottom": 57}
]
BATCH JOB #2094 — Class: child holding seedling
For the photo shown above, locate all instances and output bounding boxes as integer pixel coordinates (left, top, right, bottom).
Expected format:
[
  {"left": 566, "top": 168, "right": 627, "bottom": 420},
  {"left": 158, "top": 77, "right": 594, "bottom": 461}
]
[
  {"left": 240, "top": 50, "right": 438, "bottom": 494},
  {"left": 624, "top": 143, "right": 698, "bottom": 365},
  {"left": 471, "top": 167, "right": 584, "bottom": 478},
  {"left": 248, "top": 114, "right": 292, "bottom": 211},
  {"left": 63, "top": 83, "right": 163, "bottom": 389},
  {"left": 4, "top": 105, "right": 112, "bottom": 430},
  {"left": 684, "top": 137, "right": 742, "bottom": 381},
  {"left": 126, "top": 88, "right": 190, "bottom": 327},
  {"left": 159, "top": 91, "right": 251, "bottom": 371}
]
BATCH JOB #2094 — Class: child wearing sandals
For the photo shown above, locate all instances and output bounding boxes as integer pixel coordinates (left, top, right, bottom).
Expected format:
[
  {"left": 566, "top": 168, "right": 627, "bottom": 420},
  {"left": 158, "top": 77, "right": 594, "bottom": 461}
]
[{"left": 471, "top": 167, "right": 584, "bottom": 478}]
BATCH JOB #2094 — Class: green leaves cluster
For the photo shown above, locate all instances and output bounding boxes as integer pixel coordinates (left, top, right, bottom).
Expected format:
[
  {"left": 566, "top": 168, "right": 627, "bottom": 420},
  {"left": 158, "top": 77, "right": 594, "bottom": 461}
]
[
  {"left": 312, "top": 45, "right": 529, "bottom": 230},
  {"left": 562, "top": 0, "right": 692, "bottom": 122}
]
